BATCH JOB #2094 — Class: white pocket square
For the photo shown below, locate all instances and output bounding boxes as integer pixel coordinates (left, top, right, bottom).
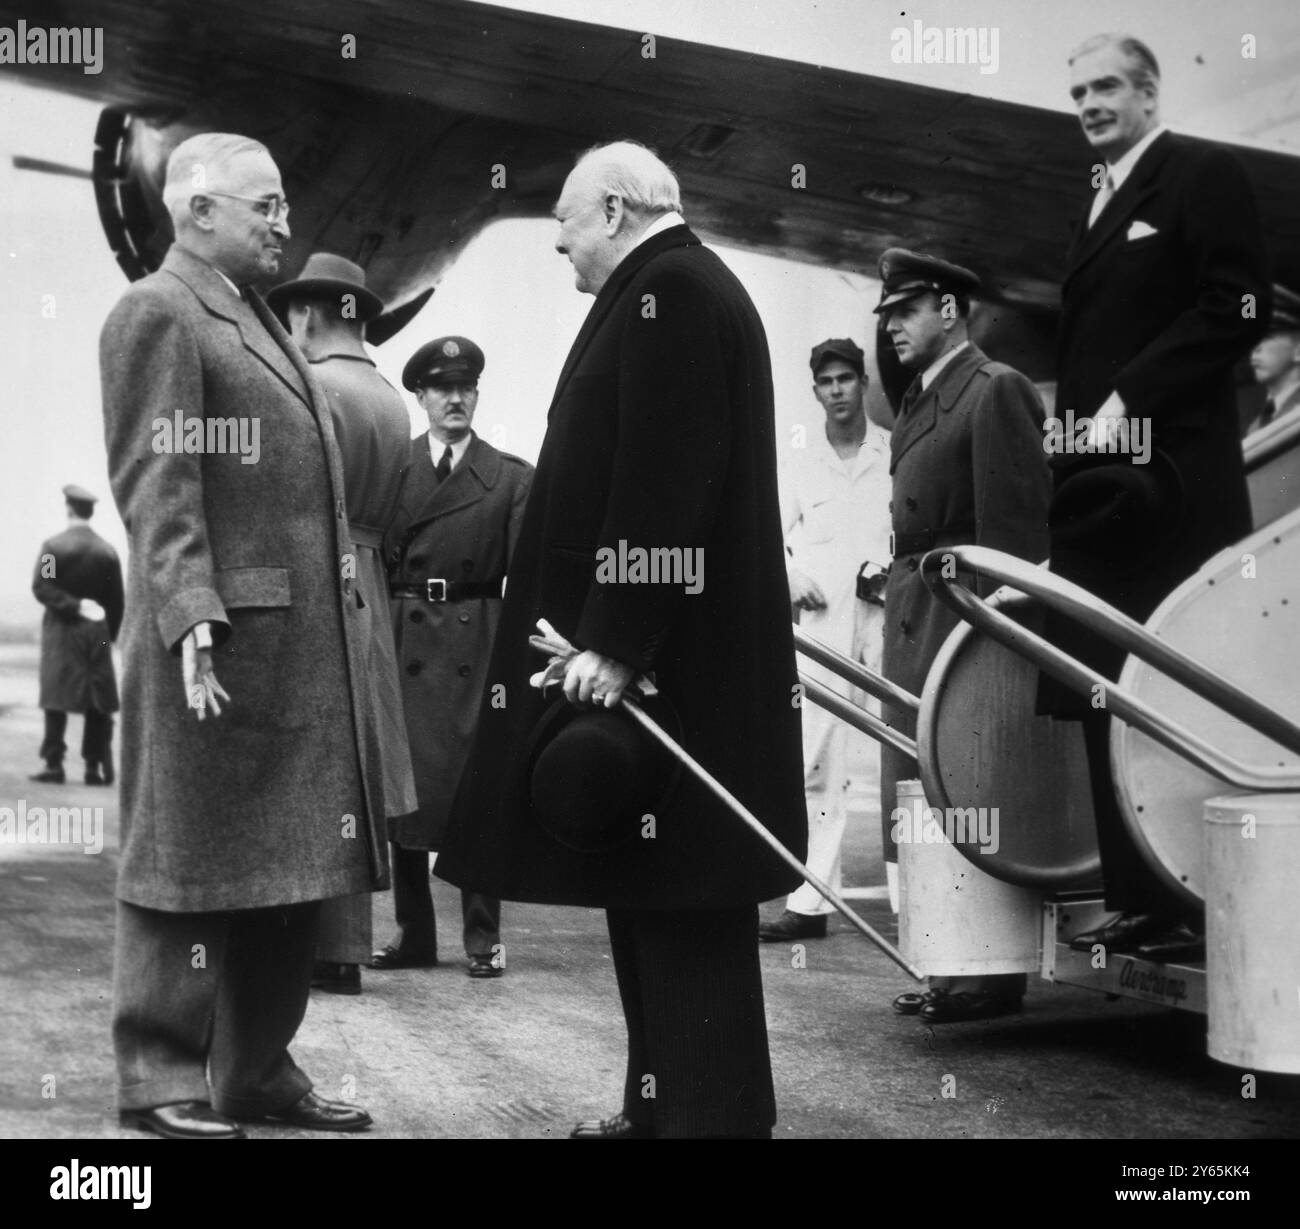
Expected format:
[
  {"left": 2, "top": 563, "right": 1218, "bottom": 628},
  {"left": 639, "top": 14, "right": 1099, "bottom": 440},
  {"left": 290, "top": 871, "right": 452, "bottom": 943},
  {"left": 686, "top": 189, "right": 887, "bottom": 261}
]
[{"left": 1127, "top": 220, "right": 1158, "bottom": 240}]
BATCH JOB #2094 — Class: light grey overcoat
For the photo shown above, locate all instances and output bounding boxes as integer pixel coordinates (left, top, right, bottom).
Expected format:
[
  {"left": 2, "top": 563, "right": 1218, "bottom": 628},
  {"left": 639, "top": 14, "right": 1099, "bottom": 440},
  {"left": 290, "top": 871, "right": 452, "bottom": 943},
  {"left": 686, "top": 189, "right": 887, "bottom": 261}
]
[{"left": 99, "top": 245, "right": 388, "bottom": 912}]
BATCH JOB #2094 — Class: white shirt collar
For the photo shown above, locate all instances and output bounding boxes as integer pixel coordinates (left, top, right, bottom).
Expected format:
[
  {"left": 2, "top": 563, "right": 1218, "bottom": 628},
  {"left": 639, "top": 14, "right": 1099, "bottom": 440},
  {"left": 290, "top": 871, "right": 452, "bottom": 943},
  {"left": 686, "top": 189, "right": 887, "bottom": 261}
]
[
  {"left": 921, "top": 340, "right": 970, "bottom": 390},
  {"left": 429, "top": 430, "right": 472, "bottom": 471},
  {"left": 1106, "top": 124, "right": 1168, "bottom": 191},
  {"left": 631, "top": 211, "right": 687, "bottom": 252}
]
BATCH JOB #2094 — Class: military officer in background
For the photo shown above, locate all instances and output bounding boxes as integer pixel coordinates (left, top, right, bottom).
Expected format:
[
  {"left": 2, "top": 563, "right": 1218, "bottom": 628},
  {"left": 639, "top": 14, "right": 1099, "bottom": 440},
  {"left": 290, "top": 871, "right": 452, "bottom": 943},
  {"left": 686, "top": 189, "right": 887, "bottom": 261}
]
[
  {"left": 31, "top": 484, "right": 124, "bottom": 786},
  {"left": 373, "top": 336, "right": 532, "bottom": 978},
  {"left": 269, "top": 251, "right": 420, "bottom": 996},
  {"left": 875, "top": 249, "right": 1051, "bottom": 1024}
]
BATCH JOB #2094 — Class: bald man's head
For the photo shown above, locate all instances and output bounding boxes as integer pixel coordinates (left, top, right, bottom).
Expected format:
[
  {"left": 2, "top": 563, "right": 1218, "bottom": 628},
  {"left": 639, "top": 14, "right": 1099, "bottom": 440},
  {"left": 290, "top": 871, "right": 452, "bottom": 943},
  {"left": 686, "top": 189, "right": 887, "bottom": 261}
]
[{"left": 553, "top": 141, "right": 682, "bottom": 295}]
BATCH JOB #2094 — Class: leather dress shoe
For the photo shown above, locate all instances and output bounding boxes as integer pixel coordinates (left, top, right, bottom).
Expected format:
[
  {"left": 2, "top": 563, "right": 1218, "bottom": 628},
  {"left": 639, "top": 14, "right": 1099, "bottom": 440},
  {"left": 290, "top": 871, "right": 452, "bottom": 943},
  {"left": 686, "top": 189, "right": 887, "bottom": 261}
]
[
  {"left": 30, "top": 766, "right": 65, "bottom": 784},
  {"left": 467, "top": 954, "right": 503, "bottom": 978},
  {"left": 1136, "top": 923, "right": 1205, "bottom": 963},
  {"left": 1069, "top": 912, "right": 1167, "bottom": 953},
  {"left": 919, "top": 991, "right": 1022, "bottom": 1024},
  {"left": 369, "top": 944, "right": 437, "bottom": 970},
  {"left": 570, "top": 1112, "right": 650, "bottom": 1139},
  {"left": 84, "top": 768, "right": 110, "bottom": 786},
  {"left": 893, "top": 988, "right": 946, "bottom": 1016},
  {"left": 252, "top": 1090, "right": 372, "bottom": 1132},
  {"left": 120, "top": 1101, "right": 245, "bottom": 1139},
  {"left": 758, "top": 910, "right": 828, "bottom": 942},
  {"left": 311, "top": 960, "right": 361, "bottom": 994}
]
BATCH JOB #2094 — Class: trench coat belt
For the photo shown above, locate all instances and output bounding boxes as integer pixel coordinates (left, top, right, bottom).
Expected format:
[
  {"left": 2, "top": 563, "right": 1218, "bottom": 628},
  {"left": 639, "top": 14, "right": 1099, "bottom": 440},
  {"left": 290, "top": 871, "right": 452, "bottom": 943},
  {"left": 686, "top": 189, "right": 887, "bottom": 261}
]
[
  {"left": 351, "top": 524, "right": 385, "bottom": 550},
  {"left": 390, "top": 578, "right": 505, "bottom": 603},
  {"left": 890, "top": 524, "right": 976, "bottom": 559}
]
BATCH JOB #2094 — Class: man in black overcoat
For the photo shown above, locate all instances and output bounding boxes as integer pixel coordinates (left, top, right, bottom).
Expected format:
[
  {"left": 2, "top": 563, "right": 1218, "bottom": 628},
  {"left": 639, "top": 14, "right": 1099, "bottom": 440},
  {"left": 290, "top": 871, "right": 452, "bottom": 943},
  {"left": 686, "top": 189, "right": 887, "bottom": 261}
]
[
  {"left": 1048, "top": 34, "right": 1271, "bottom": 959},
  {"left": 435, "top": 141, "right": 806, "bottom": 1139}
]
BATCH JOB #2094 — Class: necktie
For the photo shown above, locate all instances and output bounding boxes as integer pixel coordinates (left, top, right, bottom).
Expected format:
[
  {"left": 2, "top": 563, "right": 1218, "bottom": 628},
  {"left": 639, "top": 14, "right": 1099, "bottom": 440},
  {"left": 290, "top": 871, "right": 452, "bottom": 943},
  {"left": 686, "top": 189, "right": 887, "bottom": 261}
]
[
  {"left": 1088, "top": 170, "right": 1115, "bottom": 228},
  {"left": 1259, "top": 399, "right": 1276, "bottom": 428},
  {"left": 435, "top": 445, "right": 453, "bottom": 483}
]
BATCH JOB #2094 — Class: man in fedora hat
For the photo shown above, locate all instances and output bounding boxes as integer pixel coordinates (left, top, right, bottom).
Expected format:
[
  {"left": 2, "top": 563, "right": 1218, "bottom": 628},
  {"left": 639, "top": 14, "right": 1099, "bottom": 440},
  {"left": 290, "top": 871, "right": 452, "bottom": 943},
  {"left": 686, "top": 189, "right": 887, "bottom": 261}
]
[
  {"left": 374, "top": 336, "right": 532, "bottom": 978},
  {"left": 269, "top": 251, "right": 420, "bottom": 996},
  {"left": 1246, "top": 285, "right": 1300, "bottom": 435},
  {"left": 874, "top": 247, "right": 1052, "bottom": 1023},
  {"left": 31, "top": 484, "right": 124, "bottom": 786},
  {"left": 435, "top": 141, "right": 805, "bottom": 1137},
  {"left": 1051, "top": 34, "right": 1271, "bottom": 960}
]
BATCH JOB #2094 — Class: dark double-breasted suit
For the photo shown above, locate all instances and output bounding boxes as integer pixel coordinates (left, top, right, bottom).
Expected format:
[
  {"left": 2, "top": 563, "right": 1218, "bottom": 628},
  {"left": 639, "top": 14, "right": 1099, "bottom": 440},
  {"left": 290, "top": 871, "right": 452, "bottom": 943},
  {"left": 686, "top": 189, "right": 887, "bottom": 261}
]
[
  {"left": 383, "top": 431, "right": 532, "bottom": 959},
  {"left": 1048, "top": 131, "right": 1271, "bottom": 912},
  {"left": 436, "top": 225, "right": 806, "bottom": 1136},
  {"left": 100, "top": 244, "right": 387, "bottom": 1115}
]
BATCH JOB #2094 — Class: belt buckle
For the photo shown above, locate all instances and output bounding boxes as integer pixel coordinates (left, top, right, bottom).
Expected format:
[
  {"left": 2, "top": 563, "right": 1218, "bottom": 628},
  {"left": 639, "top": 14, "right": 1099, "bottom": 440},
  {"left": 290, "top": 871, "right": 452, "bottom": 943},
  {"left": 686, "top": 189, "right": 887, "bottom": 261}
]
[{"left": 426, "top": 578, "right": 447, "bottom": 603}]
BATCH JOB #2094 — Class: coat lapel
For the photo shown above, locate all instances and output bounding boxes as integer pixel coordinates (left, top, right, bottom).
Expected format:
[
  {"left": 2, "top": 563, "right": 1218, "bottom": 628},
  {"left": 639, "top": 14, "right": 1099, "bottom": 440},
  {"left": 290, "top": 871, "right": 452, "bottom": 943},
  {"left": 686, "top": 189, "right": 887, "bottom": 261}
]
[
  {"left": 402, "top": 433, "right": 497, "bottom": 532},
  {"left": 163, "top": 246, "right": 312, "bottom": 412},
  {"left": 549, "top": 224, "right": 701, "bottom": 413},
  {"left": 1064, "top": 130, "right": 1175, "bottom": 286},
  {"left": 890, "top": 345, "right": 986, "bottom": 473}
]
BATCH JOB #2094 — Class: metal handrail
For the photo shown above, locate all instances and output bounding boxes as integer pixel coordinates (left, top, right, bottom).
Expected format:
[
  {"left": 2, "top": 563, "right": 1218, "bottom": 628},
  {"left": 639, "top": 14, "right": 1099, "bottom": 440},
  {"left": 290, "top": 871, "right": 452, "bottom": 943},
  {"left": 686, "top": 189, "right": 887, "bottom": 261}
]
[
  {"left": 793, "top": 626, "right": 920, "bottom": 713},
  {"left": 798, "top": 673, "right": 918, "bottom": 758},
  {"left": 919, "top": 546, "right": 1300, "bottom": 792}
]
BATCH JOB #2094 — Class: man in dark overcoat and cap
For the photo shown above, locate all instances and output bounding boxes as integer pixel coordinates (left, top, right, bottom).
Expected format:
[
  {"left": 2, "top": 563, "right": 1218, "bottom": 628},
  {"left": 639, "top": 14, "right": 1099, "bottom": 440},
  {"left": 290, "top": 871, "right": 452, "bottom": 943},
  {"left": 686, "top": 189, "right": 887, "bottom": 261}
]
[
  {"left": 875, "top": 247, "right": 1052, "bottom": 1024},
  {"left": 436, "top": 141, "right": 806, "bottom": 1138},
  {"left": 31, "top": 484, "right": 124, "bottom": 785},
  {"left": 270, "top": 251, "right": 420, "bottom": 996},
  {"left": 373, "top": 335, "right": 532, "bottom": 978}
]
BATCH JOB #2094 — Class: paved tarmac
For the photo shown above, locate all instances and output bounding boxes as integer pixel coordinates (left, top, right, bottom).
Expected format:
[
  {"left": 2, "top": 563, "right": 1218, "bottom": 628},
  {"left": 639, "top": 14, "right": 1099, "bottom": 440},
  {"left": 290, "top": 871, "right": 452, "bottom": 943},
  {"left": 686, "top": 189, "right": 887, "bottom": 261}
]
[{"left": 2, "top": 643, "right": 1298, "bottom": 1141}]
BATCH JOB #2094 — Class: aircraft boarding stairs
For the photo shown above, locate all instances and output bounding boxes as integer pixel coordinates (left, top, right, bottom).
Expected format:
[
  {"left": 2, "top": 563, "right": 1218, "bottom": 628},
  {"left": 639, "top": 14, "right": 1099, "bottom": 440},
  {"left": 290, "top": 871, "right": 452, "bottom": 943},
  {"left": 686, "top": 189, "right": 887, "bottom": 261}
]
[{"left": 794, "top": 429, "right": 1300, "bottom": 1074}]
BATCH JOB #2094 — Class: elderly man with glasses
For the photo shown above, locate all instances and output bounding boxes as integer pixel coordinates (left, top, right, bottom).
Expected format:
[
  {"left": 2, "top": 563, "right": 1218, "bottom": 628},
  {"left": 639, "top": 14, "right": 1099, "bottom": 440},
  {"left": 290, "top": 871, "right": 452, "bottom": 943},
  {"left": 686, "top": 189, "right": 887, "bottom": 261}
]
[{"left": 100, "top": 132, "right": 386, "bottom": 1138}]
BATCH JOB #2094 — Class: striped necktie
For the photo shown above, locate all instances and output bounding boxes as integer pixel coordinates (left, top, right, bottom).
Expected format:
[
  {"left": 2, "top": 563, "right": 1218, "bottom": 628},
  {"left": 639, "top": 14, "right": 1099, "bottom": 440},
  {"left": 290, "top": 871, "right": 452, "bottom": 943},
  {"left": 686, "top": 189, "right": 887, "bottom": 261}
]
[{"left": 435, "top": 445, "right": 453, "bottom": 483}]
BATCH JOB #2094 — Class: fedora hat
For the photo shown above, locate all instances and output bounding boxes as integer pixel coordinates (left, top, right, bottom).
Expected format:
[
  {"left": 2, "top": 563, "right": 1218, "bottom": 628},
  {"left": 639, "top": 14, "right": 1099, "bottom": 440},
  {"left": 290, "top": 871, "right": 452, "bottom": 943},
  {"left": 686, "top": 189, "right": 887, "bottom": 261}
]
[
  {"left": 266, "top": 251, "right": 385, "bottom": 322},
  {"left": 1049, "top": 451, "right": 1186, "bottom": 577},
  {"left": 526, "top": 694, "right": 685, "bottom": 854}
]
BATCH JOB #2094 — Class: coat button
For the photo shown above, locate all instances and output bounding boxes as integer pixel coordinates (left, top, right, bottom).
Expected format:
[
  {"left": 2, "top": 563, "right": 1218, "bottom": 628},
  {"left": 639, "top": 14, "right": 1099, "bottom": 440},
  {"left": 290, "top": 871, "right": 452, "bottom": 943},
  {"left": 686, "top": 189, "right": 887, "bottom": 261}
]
[
  {"left": 406, "top": 660, "right": 422, "bottom": 676},
  {"left": 458, "top": 611, "right": 470, "bottom": 624},
  {"left": 337, "top": 499, "right": 345, "bottom": 517},
  {"left": 900, "top": 618, "right": 912, "bottom": 635},
  {"left": 410, "top": 609, "right": 424, "bottom": 624},
  {"left": 908, "top": 557, "right": 919, "bottom": 572},
  {"left": 462, "top": 559, "right": 474, "bottom": 574},
  {"left": 905, "top": 496, "right": 918, "bottom": 510},
  {"left": 458, "top": 663, "right": 471, "bottom": 677}
]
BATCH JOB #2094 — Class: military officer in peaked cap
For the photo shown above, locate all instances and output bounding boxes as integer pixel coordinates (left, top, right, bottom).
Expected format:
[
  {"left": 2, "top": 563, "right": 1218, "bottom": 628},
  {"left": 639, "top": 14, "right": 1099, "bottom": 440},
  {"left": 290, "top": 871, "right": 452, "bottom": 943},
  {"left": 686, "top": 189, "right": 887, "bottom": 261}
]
[
  {"left": 874, "top": 248, "right": 1052, "bottom": 1024},
  {"left": 374, "top": 335, "right": 533, "bottom": 978}
]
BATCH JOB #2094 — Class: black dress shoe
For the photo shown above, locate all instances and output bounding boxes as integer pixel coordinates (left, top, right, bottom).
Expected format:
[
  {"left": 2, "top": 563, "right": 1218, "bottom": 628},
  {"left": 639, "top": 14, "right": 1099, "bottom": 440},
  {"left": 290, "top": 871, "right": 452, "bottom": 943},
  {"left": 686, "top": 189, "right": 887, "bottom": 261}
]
[
  {"left": 919, "top": 991, "right": 1022, "bottom": 1024},
  {"left": 1135, "top": 923, "right": 1205, "bottom": 963},
  {"left": 570, "top": 1112, "right": 650, "bottom": 1139},
  {"left": 120, "top": 1101, "right": 245, "bottom": 1139},
  {"left": 467, "top": 954, "right": 503, "bottom": 978},
  {"left": 892, "top": 988, "right": 946, "bottom": 1016},
  {"left": 84, "top": 768, "right": 110, "bottom": 786},
  {"left": 1069, "top": 912, "right": 1167, "bottom": 953},
  {"left": 252, "top": 1091, "right": 372, "bottom": 1132},
  {"left": 311, "top": 961, "right": 361, "bottom": 994},
  {"left": 368, "top": 944, "right": 437, "bottom": 970},
  {"left": 29, "top": 766, "right": 65, "bottom": 784},
  {"left": 758, "top": 910, "right": 828, "bottom": 942}
]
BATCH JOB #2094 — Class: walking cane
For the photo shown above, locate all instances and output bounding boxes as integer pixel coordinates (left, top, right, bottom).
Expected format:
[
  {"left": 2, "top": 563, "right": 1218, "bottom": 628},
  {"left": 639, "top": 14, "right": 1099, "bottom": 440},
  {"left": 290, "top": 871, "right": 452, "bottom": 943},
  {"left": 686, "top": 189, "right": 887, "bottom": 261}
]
[{"left": 529, "top": 621, "right": 924, "bottom": 982}]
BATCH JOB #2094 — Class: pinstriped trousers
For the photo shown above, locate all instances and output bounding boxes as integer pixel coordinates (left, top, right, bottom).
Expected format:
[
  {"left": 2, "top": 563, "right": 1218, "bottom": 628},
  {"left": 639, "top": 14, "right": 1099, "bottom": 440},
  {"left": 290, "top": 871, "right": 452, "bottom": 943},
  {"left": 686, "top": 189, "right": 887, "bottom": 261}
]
[{"left": 607, "top": 905, "right": 775, "bottom": 1139}]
